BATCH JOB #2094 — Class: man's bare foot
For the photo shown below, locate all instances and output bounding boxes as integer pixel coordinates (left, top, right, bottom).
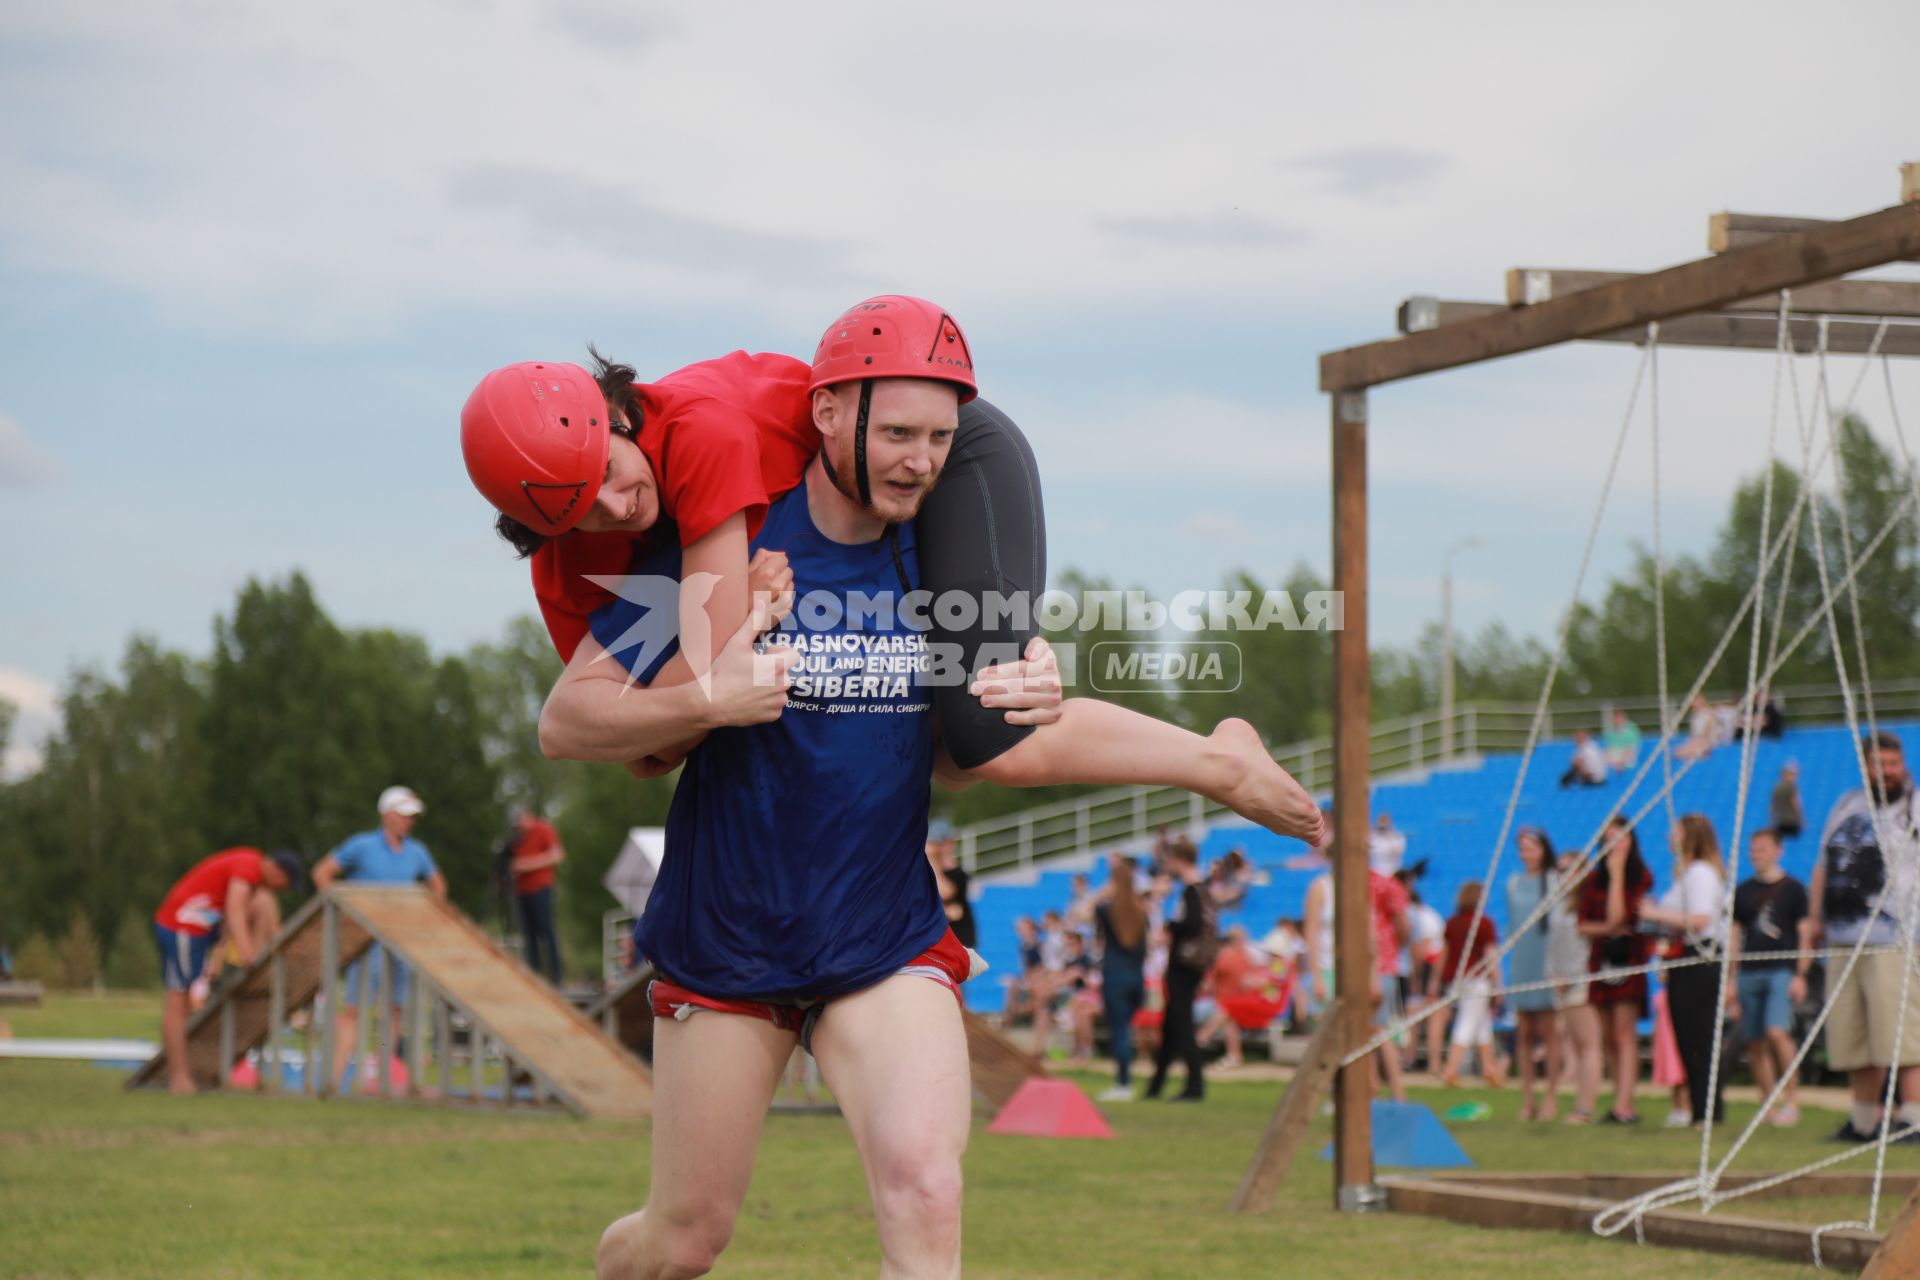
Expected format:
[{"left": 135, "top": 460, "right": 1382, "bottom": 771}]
[
  {"left": 1210, "top": 718, "right": 1326, "bottom": 846},
  {"left": 168, "top": 1078, "right": 197, "bottom": 1097},
  {"left": 595, "top": 1210, "right": 645, "bottom": 1280}
]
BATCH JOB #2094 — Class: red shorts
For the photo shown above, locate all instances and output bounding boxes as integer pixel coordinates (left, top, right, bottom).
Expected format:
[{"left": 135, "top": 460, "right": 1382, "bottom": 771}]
[{"left": 648, "top": 928, "right": 971, "bottom": 1053}]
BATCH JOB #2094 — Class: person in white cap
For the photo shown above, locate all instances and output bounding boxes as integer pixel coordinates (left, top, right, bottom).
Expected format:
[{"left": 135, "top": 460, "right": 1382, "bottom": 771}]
[{"left": 312, "top": 786, "right": 446, "bottom": 1091}]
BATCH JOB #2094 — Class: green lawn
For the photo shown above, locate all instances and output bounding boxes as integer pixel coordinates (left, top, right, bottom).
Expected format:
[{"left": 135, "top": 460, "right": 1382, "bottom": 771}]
[{"left": 3, "top": 995, "right": 1914, "bottom": 1277}]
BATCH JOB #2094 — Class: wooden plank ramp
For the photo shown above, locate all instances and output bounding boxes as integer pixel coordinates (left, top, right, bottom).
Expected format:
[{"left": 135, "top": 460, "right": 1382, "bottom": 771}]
[
  {"left": 131, "top": 888, "right": 652, "bottom": 1120},
  {"left": 329, "top": 887, "right": 651, "bottom": 1119}
]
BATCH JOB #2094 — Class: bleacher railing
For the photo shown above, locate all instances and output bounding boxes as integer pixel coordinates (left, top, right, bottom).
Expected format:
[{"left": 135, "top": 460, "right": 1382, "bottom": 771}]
[{"left": 956, "top": 677, "right": 1920, "bottom": 877}]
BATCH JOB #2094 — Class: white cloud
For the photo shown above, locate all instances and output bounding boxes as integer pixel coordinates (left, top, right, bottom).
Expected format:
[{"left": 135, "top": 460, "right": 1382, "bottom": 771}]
[
  {"left": 0, "top": 666, "right": 60, "bottom": 779},
  {"left": 2, "top": 1, "right": 1913, "bottom": 336},
  {"left": 1180, "top": 512, "right": 1255, "bottom": 541},
  {"left": 0, "top": 413, "right": 58, "bottom": 488}
]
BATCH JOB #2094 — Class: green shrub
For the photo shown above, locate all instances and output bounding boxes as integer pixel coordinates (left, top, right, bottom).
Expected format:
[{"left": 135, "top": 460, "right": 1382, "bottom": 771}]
[
  {"left": 102, "top": 906, "right": 160, "bottom": 991},
  {"left": 12, "top": 933, "right": 60, "bottom": 986},
  {"left": 56, "top": 908, "right": 101, "bottom": 991}
]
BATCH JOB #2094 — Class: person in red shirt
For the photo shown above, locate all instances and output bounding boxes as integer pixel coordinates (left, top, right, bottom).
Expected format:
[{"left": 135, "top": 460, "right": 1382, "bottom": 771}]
[
  {"left": 153, "top": 847, "right": 304, "bottom": 1095},
  {"left": 1431, "top": 881, "right": 1508, "bottom": 1088},
  {"left": 508, "top": 809, "right": 567, "bottom": 983},
  {"left": 461, "top": 299, "right": 1326, "bottom": 848},
  {"left": 1368, "top": 867, "right": 1413, "bottom": 1103}
]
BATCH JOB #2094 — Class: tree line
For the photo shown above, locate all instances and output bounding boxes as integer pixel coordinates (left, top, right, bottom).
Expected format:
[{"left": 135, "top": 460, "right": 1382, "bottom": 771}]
[{"left": 4, "top": 415, "right": 1914, "bottom": 980}]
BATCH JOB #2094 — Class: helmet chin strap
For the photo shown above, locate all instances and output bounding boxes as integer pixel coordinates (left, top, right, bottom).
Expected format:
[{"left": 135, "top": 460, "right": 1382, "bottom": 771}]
[
  {"left": 852, "top": 378, "right": 874, "bottom": 508},
  {"left": 817, "top": 379, "right": 910, "bottom": 593},
  {"left": 818, "top": 379, "right": 875, "bottom": 509}
]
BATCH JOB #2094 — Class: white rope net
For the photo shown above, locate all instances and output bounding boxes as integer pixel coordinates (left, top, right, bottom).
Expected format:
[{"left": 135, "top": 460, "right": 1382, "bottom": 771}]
[{"left": 1340, "top": 301, "right": 1920, "bottom": 1266}]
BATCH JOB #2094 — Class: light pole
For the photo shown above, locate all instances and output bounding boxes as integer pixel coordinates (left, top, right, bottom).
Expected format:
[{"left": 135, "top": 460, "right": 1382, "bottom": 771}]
[{"left": 1440, "top": 537, "right": 1480, "bottom": 760}]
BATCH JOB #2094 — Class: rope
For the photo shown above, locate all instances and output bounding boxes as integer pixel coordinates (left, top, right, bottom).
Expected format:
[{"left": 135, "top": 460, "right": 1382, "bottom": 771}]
[
  {"left": 1439, "top": 340, "right": 1655, "bottom": 1025},
  {"left": 1650, "top": 324, "right": 1678, "bottom": 833},
  {"left": 1802, "top": 318, "right": 1915, "bottom": 1239},
  {"left": 1691, "top": 293, "right": 1791, "bottom": 1193},
  {"left": 1340, "top": 478, "right": 1920, "bottom": 1068}
]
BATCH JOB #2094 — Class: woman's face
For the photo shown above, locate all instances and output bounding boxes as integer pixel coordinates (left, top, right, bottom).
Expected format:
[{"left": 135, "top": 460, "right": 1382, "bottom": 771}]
[
  {"left": 1517, "top": 833, "right": 1544, "bottom": 872},
  {"left": 1604, "top": 822, "right": 1630, "bottom": 857},
  {"left": 573, "top": 419, "right": 661, "bottom": 535}
]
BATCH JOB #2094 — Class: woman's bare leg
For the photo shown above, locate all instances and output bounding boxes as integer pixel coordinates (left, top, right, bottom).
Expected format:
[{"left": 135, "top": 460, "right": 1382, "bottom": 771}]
[{"left": 969, "top": 703, "right": 1324, "bottom": 845}]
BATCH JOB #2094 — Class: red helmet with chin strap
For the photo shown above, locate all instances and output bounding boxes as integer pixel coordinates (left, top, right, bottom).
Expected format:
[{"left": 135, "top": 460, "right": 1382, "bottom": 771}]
[
  {"left": 809, "top": 296, "right": 976, "bottom": 516},
  {"left": 461, "top": 361, "right": 610, "bottom": 535},
  {"left": 808, "top": 295, "right": 977, "bottom": 400}
]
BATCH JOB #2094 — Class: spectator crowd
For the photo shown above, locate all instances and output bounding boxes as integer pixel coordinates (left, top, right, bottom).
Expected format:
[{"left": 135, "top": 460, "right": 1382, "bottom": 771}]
[{"left": 986, "top": 724, "right": 1920, "bottom": 1145}]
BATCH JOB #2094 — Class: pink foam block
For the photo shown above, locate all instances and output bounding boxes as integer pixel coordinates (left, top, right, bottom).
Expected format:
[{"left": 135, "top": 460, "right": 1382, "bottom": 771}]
[{"left": 985, "top": 1079, "right": 1115, "bottom": 1140}]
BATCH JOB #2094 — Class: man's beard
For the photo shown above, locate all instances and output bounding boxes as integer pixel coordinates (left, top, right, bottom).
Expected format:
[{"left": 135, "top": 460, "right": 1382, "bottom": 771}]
[
  {"left": 1873, "top": 773, "right": 1910, "bottom": 806},
  {"left": 826, "top": 453, "right": 929, "bottom": 525}
]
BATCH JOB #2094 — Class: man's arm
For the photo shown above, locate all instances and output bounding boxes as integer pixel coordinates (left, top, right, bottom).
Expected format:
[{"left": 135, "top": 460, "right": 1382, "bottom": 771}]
[
  {"left": 539, "top": 604, "right": 793, "bottom": 761},
  {"left": 311, "top": 854, "right": 343, "bottom": 893},
  {"left": 223, "top": 879, "right": 258, "bottom": 965},
  {"left": 427, "top": 871, "right": 448, "bottom": 901}
]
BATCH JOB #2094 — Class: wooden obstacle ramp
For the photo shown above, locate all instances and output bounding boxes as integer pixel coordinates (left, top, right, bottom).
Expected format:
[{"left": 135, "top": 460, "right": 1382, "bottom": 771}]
[
  {"left": 1383, "top": 1170, "right": 1920, "bottom": 1274},
  {"left": 131, "top": 887, "right": 652, "bottom": 1119}
]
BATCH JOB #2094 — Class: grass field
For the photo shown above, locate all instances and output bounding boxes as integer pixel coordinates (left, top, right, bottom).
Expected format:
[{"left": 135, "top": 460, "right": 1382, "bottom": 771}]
[{"left": 4, "top": 995, "right": 1915, "bottom": 1277}]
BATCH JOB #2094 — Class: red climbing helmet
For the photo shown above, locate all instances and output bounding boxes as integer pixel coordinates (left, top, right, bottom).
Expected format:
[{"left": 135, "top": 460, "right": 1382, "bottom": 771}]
[
  {"left": 808, "top": 295, "right": 977, "bottom": 401},
  {"left": 460, "top": 361, "right": 610, "bottom": 534}
]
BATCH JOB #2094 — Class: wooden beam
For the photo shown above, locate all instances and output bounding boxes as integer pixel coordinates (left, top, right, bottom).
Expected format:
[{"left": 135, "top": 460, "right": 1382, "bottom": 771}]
[
  {"left": 1329, "top": 391, "right": 1374, "bottom": 1207},
  {"left": 1710, "top": 210, "right": 1920, "bottom": 262},
  {"left": 1230, "top": 999, "right": 1344, "bottom": 1213},
  {"left": 1864, "top": 1179, "right": 1920, "bottom": 1280},
  {"left": 1319, "top": 199, "right": 1920, "bottom": 390},
  {"left": 1506, "top": 269, "right": 1920, "bottom": 319},
  {"left": 1401, "top": 297, "right": 1920, "bottom": 358},
  {"left": 1385, "top": 1177, "right": 1883, "bottom": 1272}
]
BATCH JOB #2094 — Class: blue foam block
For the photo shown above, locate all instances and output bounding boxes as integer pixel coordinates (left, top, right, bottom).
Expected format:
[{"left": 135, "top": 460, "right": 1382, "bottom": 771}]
[{"left": 1318, "top": 1100, "right": 1474, "bottom": 1169}]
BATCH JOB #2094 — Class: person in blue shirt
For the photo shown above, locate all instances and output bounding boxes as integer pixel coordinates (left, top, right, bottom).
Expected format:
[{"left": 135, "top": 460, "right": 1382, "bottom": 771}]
[
  {"left": 559, "top": 347, "right": 1050, "bottom": 1280},
  {"left": 311, "top": 785, "right": 446, "bottom": 1092}
]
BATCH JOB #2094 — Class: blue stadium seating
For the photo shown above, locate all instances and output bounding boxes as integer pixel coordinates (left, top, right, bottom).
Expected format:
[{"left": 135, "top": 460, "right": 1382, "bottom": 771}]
[{"left": 962, "top": 720, "right": 1913, "bottom": 1012}]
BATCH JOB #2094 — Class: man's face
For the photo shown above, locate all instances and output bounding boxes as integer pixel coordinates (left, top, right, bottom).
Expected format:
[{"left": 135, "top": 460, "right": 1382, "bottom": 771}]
[
  {"left": 1750, "top": 835, "right": 1781, "bottom": 874},
  {"left": 574, "top": 415, "right": 661, "bottom": 535},
  {"left": 260, "top": 863, "right": 289, "bottom": 892},
  {"left": 817, "top": 379, "right": 957, "bottom": 524},
  {"left": 382, "top": 811, "right": 417, "bottom": 840},
  {"left": 1872, "top": 746, "right": 1910, "bottom": 801}
]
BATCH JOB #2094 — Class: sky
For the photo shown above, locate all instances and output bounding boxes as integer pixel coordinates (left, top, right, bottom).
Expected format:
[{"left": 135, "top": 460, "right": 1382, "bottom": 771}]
[{"left": 2, "top": 0, "right": 1918, "bottom": 775}]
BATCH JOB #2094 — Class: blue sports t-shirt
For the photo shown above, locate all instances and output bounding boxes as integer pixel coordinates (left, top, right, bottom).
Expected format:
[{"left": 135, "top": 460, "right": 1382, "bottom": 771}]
[
  {"left": 330, "top": 830, "right": 438, "bottom": 885},
  {"left": 590, "top": 483, "right": 945, "bottom": 1002}
]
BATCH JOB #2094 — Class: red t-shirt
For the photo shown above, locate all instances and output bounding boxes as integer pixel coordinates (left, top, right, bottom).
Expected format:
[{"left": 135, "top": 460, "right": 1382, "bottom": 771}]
[
  {"left": 511, "top": 818, "right": 560, "bottom": 895},
  {"left": 1440, "top": 913, "right": 1497, "bottom": 984},
  {"left": 1369, "top": 871, "right": 1410, "bottom": 976},
  {"left": 531, "top": 352, "right": 819, "bottom": 661},
  {"left": 156, "top": 848, "right": 264, "bottom": 936}
]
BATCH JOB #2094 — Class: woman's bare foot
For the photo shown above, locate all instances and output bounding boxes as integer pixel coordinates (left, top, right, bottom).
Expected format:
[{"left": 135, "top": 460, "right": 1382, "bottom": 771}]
[
  {"left": 167, "top": 1077, "right": 197, "bottom": 1097},
  {"left": 1209, "top": 718, "right": 1326, "bottom": 846}
]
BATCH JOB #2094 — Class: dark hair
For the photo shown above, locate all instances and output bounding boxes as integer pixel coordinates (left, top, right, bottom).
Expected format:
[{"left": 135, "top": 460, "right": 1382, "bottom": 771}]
[
  {"left": 1751, "top": 827, "right": 1782, "bottom": 847},
  {"left": 1162, "top": 836, "right": 1198, "bottom": 866},
  {"left": 490, "top": 344, "right": 644, "bottom": 560},
  {"left": 1866, "top": 730, "right": 1904, "bottom": 755},
  {"left": 1594, "top": 815, "right": 1649, "bottom": 889}
]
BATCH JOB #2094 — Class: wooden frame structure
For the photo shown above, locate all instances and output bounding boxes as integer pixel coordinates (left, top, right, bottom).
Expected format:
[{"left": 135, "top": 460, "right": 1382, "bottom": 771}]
[
  {"left": 1234, "top": 161, "right": 1920, "bottom": 1271},
  {"left": 131, "top": 886, "right": 652, "bottom": 1119}
]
